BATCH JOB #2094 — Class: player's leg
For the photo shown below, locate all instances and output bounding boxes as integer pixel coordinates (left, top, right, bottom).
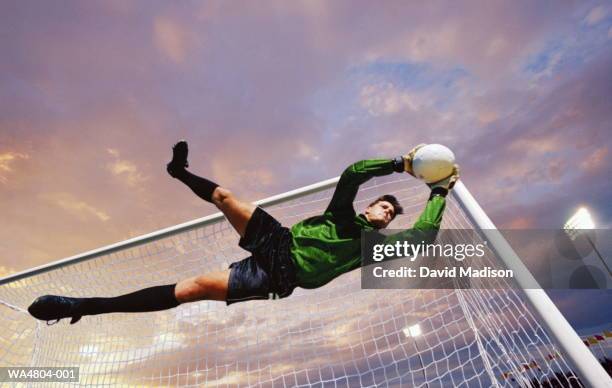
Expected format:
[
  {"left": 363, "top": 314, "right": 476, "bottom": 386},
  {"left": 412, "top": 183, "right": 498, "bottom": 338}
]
[
  {"left": 174, "top": 270, "right": 230, "bottom": 303},
  {"left": 210, "top": 187, "right": 255, "bottom": 238},
  {"left": 28, "top": 284, "right": 180, "bottom": 324},
  {"left": 28, "top": 270, "right": 231, "bottom": 324},
  {"left": 167, "top": 141, "right": 255, "bottom": 237}
]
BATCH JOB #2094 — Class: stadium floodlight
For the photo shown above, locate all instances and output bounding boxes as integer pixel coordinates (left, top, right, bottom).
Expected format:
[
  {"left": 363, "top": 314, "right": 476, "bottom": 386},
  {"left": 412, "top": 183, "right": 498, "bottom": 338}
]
[
  {"left": 0, "top": 176, "right": 610, "bottom": 387},
  {"left": 403, "top": 324, "right": 428, "bottom": 388},
  {"left": 563, "top": 207, "right": 595, "bottom": 240},
  {"left": 564, "top": 207, "right": 611, "bottom": 276},
  {"left": 403, "top": 323, "right": 422, "bottom": 338}
]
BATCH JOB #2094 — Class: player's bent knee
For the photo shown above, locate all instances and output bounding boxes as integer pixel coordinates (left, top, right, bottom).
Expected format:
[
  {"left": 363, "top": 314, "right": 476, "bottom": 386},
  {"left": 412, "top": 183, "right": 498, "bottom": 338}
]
[
  {"left": 174, "top": 276, "right": 200, "bottom": 303},
  {"left": 212, "top": 187, "right": 233, "bottom": 207}
]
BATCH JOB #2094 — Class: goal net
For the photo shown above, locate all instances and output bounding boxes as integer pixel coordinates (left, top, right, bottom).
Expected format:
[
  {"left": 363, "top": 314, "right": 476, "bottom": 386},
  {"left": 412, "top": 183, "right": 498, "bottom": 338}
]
[{"left": 0, "top": 174, "right": 606, "bottom": 387}]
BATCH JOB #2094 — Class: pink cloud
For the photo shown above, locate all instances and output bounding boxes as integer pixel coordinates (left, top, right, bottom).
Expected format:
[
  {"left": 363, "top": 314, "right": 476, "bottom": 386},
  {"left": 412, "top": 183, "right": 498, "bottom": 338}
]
[
  {"left": 0, "top": 151, "right": 29, "bottom": 184},
  {"left": 584, "top": 5, "right": 608, "bottom": 26},
  {"left": 580, "top": 146, "right": 608, "bottom": 172},
  {"left": 503, "top": 216, "right": 536, "bottom": 229},
  {"left": 154, "top": 15, "right": 189, "bottom": 64},
  {"left": 0, "top": 3, "right": 610, "bottom": 349}
]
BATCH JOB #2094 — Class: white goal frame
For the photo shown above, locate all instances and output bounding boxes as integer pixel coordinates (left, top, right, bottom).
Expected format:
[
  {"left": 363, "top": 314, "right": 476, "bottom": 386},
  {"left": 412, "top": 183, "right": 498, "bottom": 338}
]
[{"left": 0, "top": 178, "right": 609, "bottom": 387}]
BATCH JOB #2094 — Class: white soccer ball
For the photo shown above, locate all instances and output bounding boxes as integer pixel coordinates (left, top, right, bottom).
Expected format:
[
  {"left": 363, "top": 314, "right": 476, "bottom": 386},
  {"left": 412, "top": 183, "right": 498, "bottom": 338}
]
[{"left": 412, "top": 144, "right": 455, "bottom": 183}]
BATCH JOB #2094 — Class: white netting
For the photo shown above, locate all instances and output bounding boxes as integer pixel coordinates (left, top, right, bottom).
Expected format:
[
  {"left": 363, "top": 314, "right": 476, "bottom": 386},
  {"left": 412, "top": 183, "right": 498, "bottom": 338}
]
[{"left": 0, "top": 175, "right": 583, "bottom": 387}]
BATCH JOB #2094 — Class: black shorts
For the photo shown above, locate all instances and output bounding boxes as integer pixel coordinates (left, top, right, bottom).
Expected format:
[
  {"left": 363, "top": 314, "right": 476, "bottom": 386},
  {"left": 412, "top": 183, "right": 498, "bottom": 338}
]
[{"left": 226, "top": 207, "right": 298, "bottom": 305}]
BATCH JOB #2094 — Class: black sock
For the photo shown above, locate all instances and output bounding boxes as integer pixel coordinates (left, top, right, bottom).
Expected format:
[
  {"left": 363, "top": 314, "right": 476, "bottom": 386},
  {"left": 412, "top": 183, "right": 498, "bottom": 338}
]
[
  {"left": 175, "top": 169, "right": 219, "bottom": 203},
  {"left": 78, "top": 284, "right": 180, "bottom": 316}
]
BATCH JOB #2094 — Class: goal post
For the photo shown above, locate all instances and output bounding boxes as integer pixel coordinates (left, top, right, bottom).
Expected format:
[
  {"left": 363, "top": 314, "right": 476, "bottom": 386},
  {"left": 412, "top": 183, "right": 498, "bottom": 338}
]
[
  {"left": 0, "top": 175, "right": 609, "bottom": 387},
  {"left": 452, "top": 181, "right": 611, "bottom": 387}
]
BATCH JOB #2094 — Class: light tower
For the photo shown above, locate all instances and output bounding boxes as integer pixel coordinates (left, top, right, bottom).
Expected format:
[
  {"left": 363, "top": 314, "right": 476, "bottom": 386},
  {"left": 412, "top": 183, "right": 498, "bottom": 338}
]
[{"left": 563, "top": 207, "right": 611, "bottom": 276}]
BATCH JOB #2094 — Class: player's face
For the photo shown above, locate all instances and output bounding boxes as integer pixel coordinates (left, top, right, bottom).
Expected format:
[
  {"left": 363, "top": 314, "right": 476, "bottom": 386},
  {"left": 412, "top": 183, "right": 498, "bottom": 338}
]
[{"left": 365, "top": 200, "right": 395, "bottom": 229}]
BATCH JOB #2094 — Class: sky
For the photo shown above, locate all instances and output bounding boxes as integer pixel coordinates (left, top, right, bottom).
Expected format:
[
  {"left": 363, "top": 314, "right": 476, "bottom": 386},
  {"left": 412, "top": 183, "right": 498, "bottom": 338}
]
[{"left": 0, "top": 0, "right": 611, "bottom": 340}]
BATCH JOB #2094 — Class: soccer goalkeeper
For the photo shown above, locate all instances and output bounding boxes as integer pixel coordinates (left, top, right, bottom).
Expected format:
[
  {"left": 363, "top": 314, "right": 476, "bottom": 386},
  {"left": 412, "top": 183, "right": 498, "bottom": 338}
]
[{"left": 28, "top": 141, "right": 459, "bottom": 324}]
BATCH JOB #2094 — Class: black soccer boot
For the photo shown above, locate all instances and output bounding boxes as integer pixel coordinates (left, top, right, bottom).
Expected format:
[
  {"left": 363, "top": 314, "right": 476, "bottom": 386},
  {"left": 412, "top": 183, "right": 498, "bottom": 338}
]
[
  {"left": 166, "top": 140, "right": 189, "bottom": 178},
  {"left": 28, "top": 295, "right": 84, "bottom": 325}
]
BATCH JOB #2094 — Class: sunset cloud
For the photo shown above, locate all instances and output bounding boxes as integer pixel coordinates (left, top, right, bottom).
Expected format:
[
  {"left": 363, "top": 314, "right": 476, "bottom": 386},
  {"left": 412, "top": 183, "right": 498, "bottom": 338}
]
[
  {"left": 296, "top": 141, "right": 320, "bottom": 162},
  {"left": 0, "top": 151, "right": 29, "bottom": 184},
  {"left": 359, "top": 83, "right": 421, "bottom": 116},
  {"left": 0, "top": 265, "right": 16, "bottom": 279},
  {"left": 508, "top": 135, "right": 564, "bottom": 154},
  {"left": 211, "top": 159, "right": 276, "bottom": 199},
  {"left": 153, "top": 15, "right": 188, "bottom": 64},
  {"left": 584, "top": 5, "right": 607, "bottom": 26},
  {"left": 0, "top": 0, "right": 610, "bottom": 354},
  {"left": 580, "top": 146, "right": 608, "bottom": 172},
  {"left": 41, "top": 192, "right": 110, "bottom": 222},
  {"left": 106, "top": 148, "right": 148, "bottom": 186},
  {"left": 503, "top": 216, "right": 536, "bottom": 229}
]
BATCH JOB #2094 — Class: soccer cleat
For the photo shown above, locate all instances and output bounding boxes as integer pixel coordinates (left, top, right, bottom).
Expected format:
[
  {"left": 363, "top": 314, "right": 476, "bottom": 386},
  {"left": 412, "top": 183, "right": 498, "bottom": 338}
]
[
  {"left": 28, "top": 295, "right": 83, "bottom": 325},
  {"left": 166, "top": 140, "right": 189, "bottom": 178}
]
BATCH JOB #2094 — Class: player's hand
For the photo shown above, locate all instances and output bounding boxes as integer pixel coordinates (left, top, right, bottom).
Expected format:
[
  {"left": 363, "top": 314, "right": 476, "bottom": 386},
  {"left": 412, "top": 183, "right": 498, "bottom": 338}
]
[
  {"left": 428, "top": 164, "right": 460, "bottom": 193},
  {"left": 402, "top": 144, "right": 427, "bottom": 176}
]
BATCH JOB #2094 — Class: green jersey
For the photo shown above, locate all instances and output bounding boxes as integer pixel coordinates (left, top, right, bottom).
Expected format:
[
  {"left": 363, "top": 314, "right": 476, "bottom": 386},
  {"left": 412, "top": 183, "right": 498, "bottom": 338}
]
[{"left": 289, "top": 159, "right": 446, "bottom": 289}]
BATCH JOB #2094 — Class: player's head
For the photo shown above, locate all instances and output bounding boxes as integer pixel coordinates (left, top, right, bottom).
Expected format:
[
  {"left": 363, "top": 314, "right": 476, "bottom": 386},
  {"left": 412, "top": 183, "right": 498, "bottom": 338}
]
[{"left": 364, "top": 194, "right": 403, "bottom": 229}]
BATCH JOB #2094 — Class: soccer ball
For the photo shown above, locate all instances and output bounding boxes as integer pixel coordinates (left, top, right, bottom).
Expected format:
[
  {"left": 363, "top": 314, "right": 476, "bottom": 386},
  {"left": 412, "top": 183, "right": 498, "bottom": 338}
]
[{"left": 412, "top": 144, "right": 455, "bottom": 183}]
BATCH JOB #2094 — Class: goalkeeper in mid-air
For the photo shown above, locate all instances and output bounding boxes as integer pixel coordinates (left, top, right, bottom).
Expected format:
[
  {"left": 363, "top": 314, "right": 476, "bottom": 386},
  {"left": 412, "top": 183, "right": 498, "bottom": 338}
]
[{"left": 28, "top": 141, "right": 459, "bottom": 324}]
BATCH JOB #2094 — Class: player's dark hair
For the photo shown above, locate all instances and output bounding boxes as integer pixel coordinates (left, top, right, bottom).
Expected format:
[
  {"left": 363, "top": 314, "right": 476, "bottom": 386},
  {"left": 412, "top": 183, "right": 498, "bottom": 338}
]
[{"left": 368, "top": 194, "right": 403, "bottom": 220}]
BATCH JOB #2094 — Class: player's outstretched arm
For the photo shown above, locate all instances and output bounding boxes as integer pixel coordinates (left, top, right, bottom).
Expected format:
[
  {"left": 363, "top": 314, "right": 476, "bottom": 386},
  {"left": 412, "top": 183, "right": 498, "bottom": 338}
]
[
  {"left": 384, "top": 164, "right": 460, "bottom": 247},
  {"left": 325, "top": 158, "right": 406, "bottom": 217}
]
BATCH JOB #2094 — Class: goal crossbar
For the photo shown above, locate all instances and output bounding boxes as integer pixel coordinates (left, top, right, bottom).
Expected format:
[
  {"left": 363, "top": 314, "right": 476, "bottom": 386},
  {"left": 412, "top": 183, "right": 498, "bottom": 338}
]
[
  {"left": 0, "top": 177, "right": 341, "bottom": 286},
  {"left": 0, "top": 176, "right": 609, "bottom": 387}
]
